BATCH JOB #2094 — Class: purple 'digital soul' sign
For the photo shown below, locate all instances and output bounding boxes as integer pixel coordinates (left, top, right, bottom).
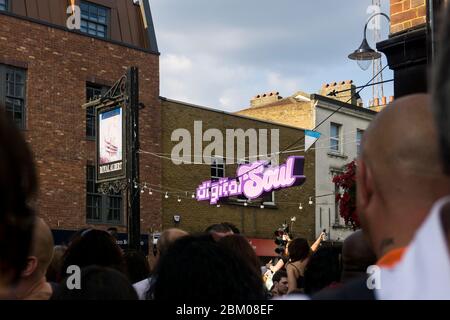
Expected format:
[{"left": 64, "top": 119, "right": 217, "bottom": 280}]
[{"left": 196, "top": 156, "right": 306, "bottom": 205}]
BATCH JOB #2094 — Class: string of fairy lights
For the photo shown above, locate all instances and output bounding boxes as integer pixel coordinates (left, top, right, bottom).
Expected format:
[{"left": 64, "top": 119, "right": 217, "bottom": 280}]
[
  {"left": 133, "top": 119, "right": 352, "bottom": 209},
  {"left": 134, "top": 126, "right": 349, "bottom": 209},
  {"left": 138, "top": 135, "right": 363, "bottom": 165},
  {"left": 133, "top": 180, "right": 342, "bottom": 210}
]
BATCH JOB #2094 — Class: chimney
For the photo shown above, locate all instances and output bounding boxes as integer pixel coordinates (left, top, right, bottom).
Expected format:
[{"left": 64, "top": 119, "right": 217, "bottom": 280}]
[
  {"left": 370, "top": 96, "right": 393, "bottom": 113},
  {"left": 319, "top": 80, "right": 358, "bottom": 105},
  {"left": 250, "top": 91, "right": 282, "bottom": 107}
]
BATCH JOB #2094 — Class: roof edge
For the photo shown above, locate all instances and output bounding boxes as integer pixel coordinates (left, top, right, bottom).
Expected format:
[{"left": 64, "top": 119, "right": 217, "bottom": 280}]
[
  {"left": 160, "top": 96, "right": 309, "bottom": 132},
  {"left": 141, "top": 0, "right": 159, "bottom": 54},
  {"left": 311, "top": 94, "right": 378, "bottom": 115}
]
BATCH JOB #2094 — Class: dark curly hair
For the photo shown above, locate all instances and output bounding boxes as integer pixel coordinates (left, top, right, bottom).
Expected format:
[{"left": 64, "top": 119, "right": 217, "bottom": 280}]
[
  {"left": 303, "top": 247, "right": 341, "bottom": 295},
  {"left": 0, "top": 111, "right": 38, "bottom": 285},
  {"left": 218, "top": 234, "right": 261, "bottom": 276},
  {"left": 53, "top": 266, "right": 138, "bottom": 300},
  {"left": 61, "top": 229, "right": 125, "bottom": 277},
  {"left": 204, "top": 223, "right": 233, "bottom": 234},
  {"left": 288, "top": 238, "right": 311, "bottom": 262},
  {"left": 123, "top": 249, "right": 150, "bottom": 284},
  {"left": 153, "top": 234, "right": 266, "bottom": 301}
]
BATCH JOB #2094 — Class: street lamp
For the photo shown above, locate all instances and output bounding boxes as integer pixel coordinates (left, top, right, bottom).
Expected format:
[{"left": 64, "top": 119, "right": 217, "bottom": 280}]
[{"left": 348, "top": 12, "right": 390, "bottom": 70}]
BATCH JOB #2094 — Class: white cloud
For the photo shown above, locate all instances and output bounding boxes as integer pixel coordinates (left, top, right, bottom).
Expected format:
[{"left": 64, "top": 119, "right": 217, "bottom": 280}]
[
  {"left": 160, "top": 54, "right": 307, "bottom": 111},
  {"left": 152, "top": 0, "right": 394, "bottom": 111},
  {"left": 266, "top": 72, "right": 303, "bottom": 95},
  {"left": 161, "top": 54, "right": 193, "bottom": 73}
]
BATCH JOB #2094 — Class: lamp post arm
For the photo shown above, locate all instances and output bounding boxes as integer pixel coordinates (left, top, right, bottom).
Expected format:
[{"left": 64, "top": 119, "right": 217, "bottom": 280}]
[{"left": 363, "top": 12, "right": 391, "bottom": 38}]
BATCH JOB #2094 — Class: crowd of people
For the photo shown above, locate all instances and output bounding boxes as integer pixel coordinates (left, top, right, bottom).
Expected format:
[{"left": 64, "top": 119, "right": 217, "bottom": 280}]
[
  {"left": 1, "top": 6, "right": 450, "bottom": 301},
  {"left": 0, "top": 215, "right": 375, "bottom": 300}
]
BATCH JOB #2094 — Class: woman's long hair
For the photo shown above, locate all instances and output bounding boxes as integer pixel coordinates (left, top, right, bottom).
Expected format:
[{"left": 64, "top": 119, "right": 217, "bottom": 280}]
[{"left": 0, "top": 111, "right": 38, "bottom": 284}]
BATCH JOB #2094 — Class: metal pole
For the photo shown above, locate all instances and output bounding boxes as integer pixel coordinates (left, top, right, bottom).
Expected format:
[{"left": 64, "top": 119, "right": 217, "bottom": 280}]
[{"left": 127, "top": 67, "right": 141, "bottom": 251}]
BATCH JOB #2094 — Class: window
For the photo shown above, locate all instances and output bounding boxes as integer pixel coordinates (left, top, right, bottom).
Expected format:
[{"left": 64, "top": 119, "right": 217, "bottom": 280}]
[
  {"left": 330, "top": 123, "right": 342, "bottom": 153},
  {"left": 86, "top": 83, "right": 109, "bottom": 139},
  {"left": 0, "top": 65, "right": 26, "bottom": 129},
  {"left": 331, "top": 169, "right": 344, "bottom": 226},
  {"left": 0, "top": 0, "right": 8, "bottom": 11},
  {"left": 262, "top": 190, "right": 275, "bottom": 205},
  {"left": 356, "top": 129, "right": 364, "bottom": 156},
  {"left": 80, "top": 1, "right": 109, "bottom": 38},
  {"left": 211, "top": 157, "right": 225, "bottom": 181},
  {"left": 334, "top": 181, "right": 341, "bottom": 225},
  {"left": 86, "top": 166, "right": 123, "bottom": 224}
]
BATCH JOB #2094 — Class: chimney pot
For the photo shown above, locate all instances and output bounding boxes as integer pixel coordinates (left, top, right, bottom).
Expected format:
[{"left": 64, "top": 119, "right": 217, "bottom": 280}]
[
  {"left": 382, "top": 96, "right": 387, "bottom": 105},
  {"left": 389, "top": 96, "right": 394, "bottom": 103},
  {"left": 374, "top": 98, "right": 380, "bottom": 107}
]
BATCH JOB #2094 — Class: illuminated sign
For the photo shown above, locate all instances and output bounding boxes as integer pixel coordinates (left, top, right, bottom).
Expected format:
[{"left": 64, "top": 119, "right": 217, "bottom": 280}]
[
  {"left": 96, "top": 104, "right": 127, "bottom": 183},
  {"left": 196, "top": 156, "right": 306, "bottom": 205}
]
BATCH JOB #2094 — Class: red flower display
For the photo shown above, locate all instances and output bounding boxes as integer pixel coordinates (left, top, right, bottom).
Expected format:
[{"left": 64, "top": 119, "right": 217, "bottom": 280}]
[{"left": 332, "top": 161, "right": 360, "bottom": 229}]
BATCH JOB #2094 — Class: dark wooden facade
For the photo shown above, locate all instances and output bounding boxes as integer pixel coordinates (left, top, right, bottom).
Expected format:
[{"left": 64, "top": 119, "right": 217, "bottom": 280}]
[{"left": 4, "top": 0, "right": 158, "bottom": 52}]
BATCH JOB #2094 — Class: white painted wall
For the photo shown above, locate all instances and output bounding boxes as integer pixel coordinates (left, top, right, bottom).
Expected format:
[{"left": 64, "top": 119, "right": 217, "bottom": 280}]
[{"left": 313, "top": 99, "right": 376, "bottom": 241}]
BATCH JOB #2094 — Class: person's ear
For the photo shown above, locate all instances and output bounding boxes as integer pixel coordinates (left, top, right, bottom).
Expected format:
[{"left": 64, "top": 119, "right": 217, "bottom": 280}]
[
  {"left": 356, "top": 158, "right": 374, "bottom": 211},
  {"left": 21, "top": 257, "right": 38, "bottom": 277}
]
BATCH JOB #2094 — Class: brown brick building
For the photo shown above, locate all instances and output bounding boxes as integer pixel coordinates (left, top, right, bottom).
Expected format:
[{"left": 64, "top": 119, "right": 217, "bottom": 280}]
[
  {"left": 0, "top": 1, "right": 161, "bottom": 240},
  {"left": 160, "top": 98, "right": 316, "bottom": 250},
  {"left": 378, "top": 0, "right": 447, "bottom": 97}
]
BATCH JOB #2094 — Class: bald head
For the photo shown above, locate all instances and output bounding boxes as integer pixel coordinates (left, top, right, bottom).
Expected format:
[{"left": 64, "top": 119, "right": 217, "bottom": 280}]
[
  {"left": 157, "top": 228, "right": 189, "bottom": 256},
  {"left": 341, "top": 230, "right": 376, "bottom": 282},
  {"left": 364, "top": 94, "right": 443, "bottom": 176},
  {"left": 358, "top": 94, "right": 450, "bottom": 257},
  {"left": 31, "top": 218, "right": 54, "bottom": 276},
  {"left": 363, "top": 94, "right": 450, "bottom": 206}
]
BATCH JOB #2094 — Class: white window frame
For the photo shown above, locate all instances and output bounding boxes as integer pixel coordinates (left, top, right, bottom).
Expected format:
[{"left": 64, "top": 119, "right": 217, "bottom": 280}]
[
  {"left": 356, "top": 129, "right": 364, "bottom": 156},
  {"left": 211, "top": 156, "right": 225, "bottom": 181},
  {"left": 331, "top": 168, "right": 345, "bottom": 227},
  {"left": 330, "top": 122, "right": 342, "bottom": 153}
]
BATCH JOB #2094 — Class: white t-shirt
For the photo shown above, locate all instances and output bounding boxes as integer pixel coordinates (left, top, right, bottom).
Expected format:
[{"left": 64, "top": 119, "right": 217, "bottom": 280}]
[
  {"left": 133, "top": 277, "right": 152, "bottom": 300},
  {"left": 376, "top": 196, "right": 450, "bottom": 300}
]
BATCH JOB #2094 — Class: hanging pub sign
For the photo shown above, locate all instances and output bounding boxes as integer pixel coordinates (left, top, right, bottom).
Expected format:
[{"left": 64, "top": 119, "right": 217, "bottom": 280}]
[
  {"left": 196, "top": 156, "right": 306, "bottom": 205},
  {"left": 96, "top": 103, "right": 127, "bottom": 183}
]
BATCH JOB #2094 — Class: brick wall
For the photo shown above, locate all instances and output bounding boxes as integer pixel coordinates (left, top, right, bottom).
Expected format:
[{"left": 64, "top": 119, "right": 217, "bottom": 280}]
[
  {"left": 0, "top": 13, "right": 161, "bottom": 233},
  {"left": 319, "top": 81, "right": 359, "bottom": 106},
  {"left": 390, "top": 0, "right": 427, "bottom": 34},
  {"left": 161, "top": 99, "right": 316, "bottom": 241},
  {"left": 236, "top": 99, "right": 315, "bottom": 131}
]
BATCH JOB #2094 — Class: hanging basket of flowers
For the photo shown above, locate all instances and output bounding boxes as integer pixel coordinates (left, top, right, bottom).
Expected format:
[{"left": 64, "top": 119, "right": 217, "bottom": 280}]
[{"left": 332, "top": 160, "right": 360, "bottom": 229}]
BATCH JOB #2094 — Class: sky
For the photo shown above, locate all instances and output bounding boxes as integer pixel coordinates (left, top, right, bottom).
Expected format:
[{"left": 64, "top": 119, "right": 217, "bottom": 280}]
[{"left": 149, "top": 0, "right": 393, "bottom": 112}]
